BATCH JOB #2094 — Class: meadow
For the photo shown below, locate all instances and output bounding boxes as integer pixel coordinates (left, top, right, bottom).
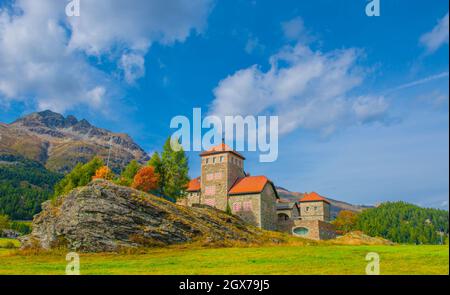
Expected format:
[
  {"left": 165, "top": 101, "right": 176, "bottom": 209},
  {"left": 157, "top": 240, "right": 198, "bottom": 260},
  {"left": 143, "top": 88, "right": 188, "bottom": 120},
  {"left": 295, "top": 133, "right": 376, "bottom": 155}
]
[{"left": 0, "top": 239, "right": 448, "bottom": 275}]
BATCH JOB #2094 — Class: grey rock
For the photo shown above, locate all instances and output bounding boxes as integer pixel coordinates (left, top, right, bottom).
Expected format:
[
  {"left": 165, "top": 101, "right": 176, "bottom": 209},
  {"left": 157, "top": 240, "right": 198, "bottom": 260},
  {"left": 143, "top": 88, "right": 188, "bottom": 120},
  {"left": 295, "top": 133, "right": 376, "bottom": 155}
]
[
  {"left": 20, "top": 180, "right": 268, "bottom": 252},
  {"left": 1, "top": 229, "right": 20, "bottom": 239}
]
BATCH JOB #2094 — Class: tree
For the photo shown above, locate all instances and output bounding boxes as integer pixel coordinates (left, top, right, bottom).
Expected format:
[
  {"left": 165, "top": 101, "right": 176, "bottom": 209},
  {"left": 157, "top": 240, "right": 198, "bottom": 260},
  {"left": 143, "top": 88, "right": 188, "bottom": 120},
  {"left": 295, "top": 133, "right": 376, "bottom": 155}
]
[
  {"left": 53, "top": 157, "right": 104, "bottom": 199},
  {"left": 354, "top": 202, "right": 449, "bottom": 244},
  {"left": 153, "top": 137, "right": 189, "bottom": 199},
  {"left": 92, "top": 166, "right": 114, "bottom": 180},
  {"left": 0, "top": 154, "right": 62, "bottom": 220},
  {"left": 148, "top": 152, "right": 165, "bottom": 192},
  {"left": 333, "top": 210, "right": 359, "bottom": 234},
  {"left": 117, "top": 160, "right": 141, "bottom": 186},
  {"left": 132, "top": 166, "right": 159, "bottom": 193},
  {"left": 0, "top": 214, "right": 10, "bottom": 231}
]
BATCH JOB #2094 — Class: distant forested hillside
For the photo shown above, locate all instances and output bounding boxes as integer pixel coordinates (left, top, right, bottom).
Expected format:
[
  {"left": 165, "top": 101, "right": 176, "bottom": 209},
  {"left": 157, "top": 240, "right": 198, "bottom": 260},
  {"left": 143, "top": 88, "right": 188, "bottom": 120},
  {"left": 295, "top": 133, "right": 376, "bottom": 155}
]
[
  {"left": 0, "top": 154, "right": 62, "bottom": 220},
  {"left": 355, "top": 202, "right": 449, "bottom": 244}
]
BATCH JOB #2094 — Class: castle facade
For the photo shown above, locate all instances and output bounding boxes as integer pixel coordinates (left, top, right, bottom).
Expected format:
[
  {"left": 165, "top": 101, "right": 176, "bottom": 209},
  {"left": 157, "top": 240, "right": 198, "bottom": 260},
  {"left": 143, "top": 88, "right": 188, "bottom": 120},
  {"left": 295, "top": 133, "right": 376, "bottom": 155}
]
[{"left": 178, "top": 143, "right": 335, "bottom": 240}]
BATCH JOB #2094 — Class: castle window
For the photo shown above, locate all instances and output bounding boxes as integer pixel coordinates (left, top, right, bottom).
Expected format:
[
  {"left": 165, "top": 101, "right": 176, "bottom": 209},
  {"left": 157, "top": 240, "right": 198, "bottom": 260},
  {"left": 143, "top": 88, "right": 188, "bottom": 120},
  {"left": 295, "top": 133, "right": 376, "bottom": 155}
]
[
  {"left": 220, "top": 156, "right": 224, "bottom": 163},
  {"left": 206, "top": 173, "right": 214, "bottom": 181},
  {"left": 205, "top": 158, "right": 209, "bottom": 164},
  {"left": 205, "top": 186, "right": 215, "bottom": 196},
  {"left": 243, "top": 201, "right": 253, "bottom": 211},
  {"left": 214, "top": 172, "right": 222, "bottom": 180},
  {"left": 212, "top": 157, "right": 216, "bottom": 164},
  {"left": 232, "top": 202, "right": 241, "bottom": 212}
]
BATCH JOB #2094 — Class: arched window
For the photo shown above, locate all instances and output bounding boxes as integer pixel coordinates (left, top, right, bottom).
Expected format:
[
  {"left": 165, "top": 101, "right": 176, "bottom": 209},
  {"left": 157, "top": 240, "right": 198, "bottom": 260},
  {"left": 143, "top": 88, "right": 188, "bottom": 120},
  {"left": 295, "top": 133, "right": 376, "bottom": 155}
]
[{"left": 277, "top": 213, "right": 289, "bottom": 221}]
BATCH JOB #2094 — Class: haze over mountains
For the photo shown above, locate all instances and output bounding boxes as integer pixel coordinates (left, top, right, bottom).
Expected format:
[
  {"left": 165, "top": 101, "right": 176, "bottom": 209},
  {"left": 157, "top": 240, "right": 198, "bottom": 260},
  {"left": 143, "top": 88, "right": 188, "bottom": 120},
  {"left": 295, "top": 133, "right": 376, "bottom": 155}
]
[{"left": 0, "top": 110, "right": 149, "bottom": 173}]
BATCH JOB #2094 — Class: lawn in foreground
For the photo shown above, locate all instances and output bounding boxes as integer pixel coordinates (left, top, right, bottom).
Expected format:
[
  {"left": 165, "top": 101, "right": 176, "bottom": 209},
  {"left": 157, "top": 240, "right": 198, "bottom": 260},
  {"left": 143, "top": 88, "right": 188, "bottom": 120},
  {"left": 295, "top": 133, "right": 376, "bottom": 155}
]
[{"left": 0, "top": 244, "right": 448, "bottom": 275}]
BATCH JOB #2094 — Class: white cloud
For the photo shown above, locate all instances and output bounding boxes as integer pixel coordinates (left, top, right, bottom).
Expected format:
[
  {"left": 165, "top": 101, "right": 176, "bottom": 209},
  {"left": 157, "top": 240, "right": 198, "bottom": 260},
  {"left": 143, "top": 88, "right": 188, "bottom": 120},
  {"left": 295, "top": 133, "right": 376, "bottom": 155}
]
[
  {"left": 210, "top": 43, "right": 389, "bottom": 135},
  {"left": 281, "top": 17, "right": 312, "bottom": 43},
  {"left": 352, "top": 96, "right": 389, "bottom": 123},
  {"left": 119, "top": 53, "right": 146, "bottom": 84},
  {"left": 0, "top": 0, "right": 212, "bottom": 112},
  {"left": 420, "top": 12, "right": 449, "bottom": 53},
  {"left": 244, "top": 36, "right": 264, "bottom": 54}
]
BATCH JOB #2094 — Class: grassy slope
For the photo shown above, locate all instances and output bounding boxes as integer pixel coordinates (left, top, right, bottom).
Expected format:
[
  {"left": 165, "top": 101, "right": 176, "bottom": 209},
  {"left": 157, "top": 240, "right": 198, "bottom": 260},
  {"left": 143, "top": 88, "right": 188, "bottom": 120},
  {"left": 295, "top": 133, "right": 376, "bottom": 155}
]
[
  {"left": 0, "top": 242, "right": 448, "bottom": 275},
  {"left": 0, "top": 238, "right": 21, "bottom": 248}
]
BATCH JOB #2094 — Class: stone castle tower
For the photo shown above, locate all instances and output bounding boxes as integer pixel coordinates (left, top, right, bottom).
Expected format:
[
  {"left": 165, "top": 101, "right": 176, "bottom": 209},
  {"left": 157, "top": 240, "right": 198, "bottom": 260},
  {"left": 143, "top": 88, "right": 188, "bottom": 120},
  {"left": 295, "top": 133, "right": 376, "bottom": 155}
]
[
  {"left": 298, "top": 192, "right": 331, "bottom": 222},
  {"left": 199, "top": 143, "right": 246, "bottom": 211}
]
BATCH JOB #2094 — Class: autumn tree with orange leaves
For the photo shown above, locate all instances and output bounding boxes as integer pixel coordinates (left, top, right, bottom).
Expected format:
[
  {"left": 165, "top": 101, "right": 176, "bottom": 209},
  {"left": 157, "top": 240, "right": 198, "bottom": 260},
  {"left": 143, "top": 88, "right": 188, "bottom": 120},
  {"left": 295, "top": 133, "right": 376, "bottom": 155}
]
[
  {"left": 132, "top": 166, "right": 159, "bottom": 193},
  {"left": 332, "top": 210, "right": 359, "bottom": 234},
  {"left": 92, "top": 166, "right": 114, "bottom": 181}
]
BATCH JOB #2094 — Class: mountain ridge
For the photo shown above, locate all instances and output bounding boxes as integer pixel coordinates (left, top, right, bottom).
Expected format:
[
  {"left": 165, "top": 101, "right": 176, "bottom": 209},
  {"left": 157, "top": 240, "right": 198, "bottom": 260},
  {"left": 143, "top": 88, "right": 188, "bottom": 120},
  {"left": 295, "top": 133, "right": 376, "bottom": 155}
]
[{"left": 0, "top": 110, "right": 149, "bottom": 173}]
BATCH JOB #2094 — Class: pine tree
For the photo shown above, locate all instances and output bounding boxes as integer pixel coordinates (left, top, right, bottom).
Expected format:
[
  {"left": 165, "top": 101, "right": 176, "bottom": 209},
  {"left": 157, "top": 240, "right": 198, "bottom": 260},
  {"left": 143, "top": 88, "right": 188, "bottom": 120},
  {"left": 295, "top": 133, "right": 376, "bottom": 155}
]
[
  {"left": 148, "top": 152, "right": 165, "bottom": 193},
  {"left": 149, "top": 137, "right": 190, "bottom": 199}
]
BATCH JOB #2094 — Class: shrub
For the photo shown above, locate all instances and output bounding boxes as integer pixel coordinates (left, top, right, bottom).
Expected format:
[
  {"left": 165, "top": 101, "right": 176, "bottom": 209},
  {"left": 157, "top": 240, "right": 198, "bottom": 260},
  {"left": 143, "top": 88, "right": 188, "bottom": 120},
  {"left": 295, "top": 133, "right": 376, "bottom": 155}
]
[{"left": 132, "top": 166, "right": 159, "bottom": 193}]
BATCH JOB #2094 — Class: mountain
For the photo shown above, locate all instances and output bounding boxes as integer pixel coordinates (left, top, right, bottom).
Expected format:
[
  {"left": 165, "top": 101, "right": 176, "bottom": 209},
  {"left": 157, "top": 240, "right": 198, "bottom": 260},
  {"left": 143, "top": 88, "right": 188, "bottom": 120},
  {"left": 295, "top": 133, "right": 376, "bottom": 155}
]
[
  {"left": 0, "top": 154, "right": 62, "bottom": 220},
  {"left": 276, "top": 187, "right": 373, "bottom": 219},
  {"left": 0, "top": 110, "right": 149, "bottom": 174}
]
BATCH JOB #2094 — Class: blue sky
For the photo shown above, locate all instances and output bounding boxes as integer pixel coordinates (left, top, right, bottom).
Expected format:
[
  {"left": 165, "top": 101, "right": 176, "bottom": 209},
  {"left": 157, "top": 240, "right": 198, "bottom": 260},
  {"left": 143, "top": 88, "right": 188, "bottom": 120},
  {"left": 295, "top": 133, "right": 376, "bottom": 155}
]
[{"left": 0, "top": 0, "right": 448, "bottom": 208}]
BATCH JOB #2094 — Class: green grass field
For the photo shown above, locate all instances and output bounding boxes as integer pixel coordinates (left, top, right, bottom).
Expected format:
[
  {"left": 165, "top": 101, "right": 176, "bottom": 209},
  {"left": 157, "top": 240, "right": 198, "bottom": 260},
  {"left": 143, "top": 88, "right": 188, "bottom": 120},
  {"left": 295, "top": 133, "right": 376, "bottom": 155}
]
[{"left": 0, "top": 239, "right": 448, "bottom": 275}]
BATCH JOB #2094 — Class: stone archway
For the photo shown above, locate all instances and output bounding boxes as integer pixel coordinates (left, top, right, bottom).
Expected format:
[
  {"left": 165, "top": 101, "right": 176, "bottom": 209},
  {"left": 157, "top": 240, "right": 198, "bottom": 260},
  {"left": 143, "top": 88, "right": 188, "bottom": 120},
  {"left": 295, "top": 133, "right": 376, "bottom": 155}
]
[{"left": 277, "top": 213, "right": 290, "bottom": 221}]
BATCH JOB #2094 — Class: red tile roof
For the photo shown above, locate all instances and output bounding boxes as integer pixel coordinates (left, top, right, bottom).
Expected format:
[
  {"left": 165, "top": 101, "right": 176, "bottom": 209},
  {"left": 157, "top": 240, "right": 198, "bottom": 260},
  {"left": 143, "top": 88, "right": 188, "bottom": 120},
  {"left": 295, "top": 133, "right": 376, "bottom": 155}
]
[
  {"left": 300, "top": 192, "right": 330, "bottom": 204},
  {"left": 186, "top": 177, "right": 201, "bottom": 192},
  {"left": 229, "top": 176, "right": 271, "bottom": 195},
  {"left": 200, "top": 143, "right": 245, "bottom": 159}
]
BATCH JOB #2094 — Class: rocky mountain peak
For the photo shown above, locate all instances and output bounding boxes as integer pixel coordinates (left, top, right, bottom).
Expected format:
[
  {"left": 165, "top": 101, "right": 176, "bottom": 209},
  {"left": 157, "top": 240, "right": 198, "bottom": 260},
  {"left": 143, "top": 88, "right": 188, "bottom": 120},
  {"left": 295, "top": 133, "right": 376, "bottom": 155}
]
[
  {"left": 12, "top": 110, "right": 82, "bottom": 129},
  {"left": 2, "top": 110, "right": 150, "bottom": 173}
]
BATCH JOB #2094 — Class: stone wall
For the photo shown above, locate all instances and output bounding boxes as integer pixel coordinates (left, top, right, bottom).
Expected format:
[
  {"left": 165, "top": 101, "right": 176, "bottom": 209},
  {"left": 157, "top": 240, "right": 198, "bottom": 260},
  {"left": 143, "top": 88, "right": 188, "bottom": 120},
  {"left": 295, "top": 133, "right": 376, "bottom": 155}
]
[
  {"left": 259, "top": 184, "right": 277, "bottom": 230},
  {"left": 229, "top": 193, "right": 260, "bottom": 227},
  {"left": 299, "top": 201, "right": 331, "bottom": 222},
  {"left": 181, "top": 192, "right": 201, "bottom": 206},
  {"left": 277, "top": 219, "right": 336, "bottom": 240},
  {"left": 228, "top": 184, "right": 277, "bottom": 230}
]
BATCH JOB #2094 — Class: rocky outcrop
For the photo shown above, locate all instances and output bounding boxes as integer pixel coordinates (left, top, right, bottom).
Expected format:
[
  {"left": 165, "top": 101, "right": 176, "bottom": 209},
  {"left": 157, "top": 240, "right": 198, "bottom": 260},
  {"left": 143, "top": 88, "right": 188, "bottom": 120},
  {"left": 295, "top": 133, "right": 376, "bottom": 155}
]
[
  {"left": 0, "top": 110, "right": 149, "bottom": 173},
  {"left": 20, "top": 181, "right": 274, "bottom": 252},
  {"left": 330, "top": 231, "right": 395, "bottom": 245}
]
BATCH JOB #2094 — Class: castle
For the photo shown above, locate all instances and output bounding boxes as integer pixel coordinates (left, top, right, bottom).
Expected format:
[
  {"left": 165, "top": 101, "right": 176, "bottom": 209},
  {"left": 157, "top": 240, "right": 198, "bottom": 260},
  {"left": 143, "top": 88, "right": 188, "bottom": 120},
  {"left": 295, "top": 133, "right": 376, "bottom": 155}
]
[{"left": 178, "top": 143, "right": 335, "bottom": 240}]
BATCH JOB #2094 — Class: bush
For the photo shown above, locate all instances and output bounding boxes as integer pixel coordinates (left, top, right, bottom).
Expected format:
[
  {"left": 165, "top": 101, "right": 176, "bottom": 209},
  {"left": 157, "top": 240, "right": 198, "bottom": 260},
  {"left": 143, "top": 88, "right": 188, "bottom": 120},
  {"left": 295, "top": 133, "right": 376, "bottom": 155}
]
[
  {"left": 4, "top": 241, "right": 16, "bottom": 249},
  {"left": 10, "top": 221, "right": 31, "bottom": 235}
]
